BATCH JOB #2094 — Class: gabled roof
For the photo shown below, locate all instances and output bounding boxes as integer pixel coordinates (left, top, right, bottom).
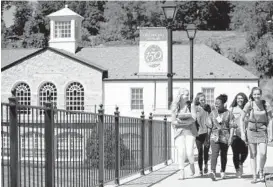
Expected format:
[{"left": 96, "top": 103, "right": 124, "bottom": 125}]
[
  {"left": 75, "top": 44, "right": 258, "bottom": 80},
  {"left": 1, "top": 44, "right": 258, "bottom": 81},
  {"left": 47, "top": 5, "right": 84, "bottom": 19},
  {"left": 1, "top": 47, "right": 108, "bottom": 77}
]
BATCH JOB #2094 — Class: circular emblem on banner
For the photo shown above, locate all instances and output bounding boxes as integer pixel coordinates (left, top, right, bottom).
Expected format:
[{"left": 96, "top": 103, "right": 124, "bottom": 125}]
[{"left": 144, "top": 45, "right": 163, "bottom": 67}]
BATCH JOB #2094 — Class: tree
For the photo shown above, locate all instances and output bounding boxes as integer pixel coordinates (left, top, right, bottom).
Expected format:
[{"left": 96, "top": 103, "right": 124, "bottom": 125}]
[
  {"left": 12, "top": 1, "right": 33, "bottom": 36},
  {"left": 252, "top": 38, "right": 273, "bottom": 78},
  {"left": 100, "top": 1, "right": 163, "bottom": 43},
  {"left": 230, "top": 2, "right": 273, "bottom": 49}
]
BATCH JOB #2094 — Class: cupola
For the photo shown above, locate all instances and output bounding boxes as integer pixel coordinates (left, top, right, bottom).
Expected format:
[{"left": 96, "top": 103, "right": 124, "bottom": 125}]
[{"left": 47, "top": 5, "right": 84, "bottom": 53}]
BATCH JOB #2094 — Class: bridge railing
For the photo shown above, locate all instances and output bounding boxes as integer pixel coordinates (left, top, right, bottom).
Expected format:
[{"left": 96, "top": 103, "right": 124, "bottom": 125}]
[{"left": 1, "top": 95, "right": 171, "bottom": 187}]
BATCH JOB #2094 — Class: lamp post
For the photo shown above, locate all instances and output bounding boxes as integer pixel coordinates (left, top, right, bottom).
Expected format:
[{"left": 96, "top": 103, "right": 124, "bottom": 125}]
[
  {"left": 162, "top": 2, "right": 177, "bottom": 109},
  {"left": 186, "top": 24, "right": 197, "bottom": 101}
]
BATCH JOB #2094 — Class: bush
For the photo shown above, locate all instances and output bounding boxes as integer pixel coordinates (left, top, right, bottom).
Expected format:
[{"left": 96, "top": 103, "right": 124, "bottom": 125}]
[
  {"left": 246, "top": 31, "right": 259, "bottom": 50},
  {"left": 85, "top": 126, "right": 129, "bottom": 169},
  {"left": 252, "top": 39, "right": 273, "bottom": 78},
  {"left": 205, "top": 39, "right": 222, "bottom": 54},
  {"left": 227, "top": 48, "right": 248, "bottom": 66}
]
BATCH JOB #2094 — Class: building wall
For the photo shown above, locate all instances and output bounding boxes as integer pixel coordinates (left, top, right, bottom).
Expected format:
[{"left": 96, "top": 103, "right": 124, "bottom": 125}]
[
  {"left": 1, "top": 50, "right": 103, "bottom": 112},
  {"left": 104, "top": 80, "right": 258, "bottom": 117}
]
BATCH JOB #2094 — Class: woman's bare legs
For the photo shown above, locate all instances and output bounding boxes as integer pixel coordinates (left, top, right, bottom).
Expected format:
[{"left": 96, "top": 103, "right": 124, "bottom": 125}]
[
  {"left": 249, "top": 143, "right": 257, "bottom": 183},
  {"left": 185, "top": 135, "right": 196, "bottom": 176},
  {"left": 176, "top": 135, "right": 186, "bottom": 179}
]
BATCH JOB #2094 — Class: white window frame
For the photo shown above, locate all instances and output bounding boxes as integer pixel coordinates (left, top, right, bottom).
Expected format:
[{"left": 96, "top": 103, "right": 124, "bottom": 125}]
[
  {"left": 54, "top": 21, "right": 71, "bottom": 38},
  {"left": 39, "top": 82, "right": 57, "bottom": 114},
  {"left": 66, "top": 82, "right": 84, "bottom": 111},
  {"left": 1, "top": 131, "right": 10, "bottom": 160},
  {"left": 56, "top": 132, "right": 83, "bottom": 161},
  {"left": 14, "top": 82, "right": 31, "bottom": 114},
  {"left": 21, "top": 132, "right": 45, "bottom": 161},
  {"left": 202, "top": 87, "right": 215, "bottom": 106},
  {"left": 131, "top": 88, "right": 144, "bottom": 110}
]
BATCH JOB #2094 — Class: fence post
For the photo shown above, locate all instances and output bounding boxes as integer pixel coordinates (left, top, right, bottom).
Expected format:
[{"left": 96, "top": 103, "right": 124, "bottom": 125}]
[
  {"left": 114, "top": 107, "right": 120, "bottom": 185},
  {"left": 140, "top": 111, "right": 145, "bottom": 175},
  {"left": 9, "top": 95, "right": 19, "bottom": 187},
  {"left": 44, "top": 101, "right": 55, "bottom": 187},
  {"left": 164, "top": 115, "right": 168, "bottom": 165},
  {"left": 148, "top": 113, "right": 153, "bottom": 172},
  {"left": 98, "top": 104, "right": 104, "bottom": 187}
]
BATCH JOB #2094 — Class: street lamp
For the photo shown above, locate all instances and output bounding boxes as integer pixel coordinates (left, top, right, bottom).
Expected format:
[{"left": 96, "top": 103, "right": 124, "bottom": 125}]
[
  {"left": 186, "top": 24, "right": 197, "bottom": 101},
  {"left": 162, "top": 2, "right": 177, "bottom": 109}
]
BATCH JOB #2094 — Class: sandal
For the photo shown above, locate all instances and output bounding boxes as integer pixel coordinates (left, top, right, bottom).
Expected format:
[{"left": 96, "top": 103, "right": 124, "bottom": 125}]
[
  {"left": 259, "top": 170, "right": 265, "bottom": 182},
  {"left": 251, "top": 175, "right": 257, "bottom": 184},
  {"left": 178, "top": 169, "right": 185, "bottom": 180}
]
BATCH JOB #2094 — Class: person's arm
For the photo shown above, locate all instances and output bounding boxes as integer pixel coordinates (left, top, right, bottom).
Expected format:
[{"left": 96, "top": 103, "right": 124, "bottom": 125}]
[
  {"left": 228, "top": 112, "right": 235, "bottom": 146},
  {"left": 205, "top": 113, "right": 213, "bottom": 147},
  {"left": 191, "top": 103, "right": 197, "bottom": 120},
  {"left": 240, "top": 102, "right": 251, "bottom": 142},
  {"left": 266, "top": 103, "right": 273, "bottom": 142}
]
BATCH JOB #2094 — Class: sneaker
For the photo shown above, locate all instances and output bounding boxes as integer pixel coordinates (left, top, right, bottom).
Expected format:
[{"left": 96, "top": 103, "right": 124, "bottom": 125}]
[
  {"left": 220, "top": 172, "right": 226, "bottom": 179},
  {"left": 236, "top": 169, "right": 241, "bottom": 178},
  {"left": 209, "top": 172, "right": 217, "bottom": 181},
  {"left": 199, "top": 171, "right": 203, "bottom": 176}
]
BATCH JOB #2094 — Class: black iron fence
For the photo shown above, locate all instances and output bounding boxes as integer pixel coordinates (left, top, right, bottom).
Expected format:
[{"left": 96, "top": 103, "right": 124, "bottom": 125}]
[{"left": 1, "top": 96, "right": 171, "bottom": 187}]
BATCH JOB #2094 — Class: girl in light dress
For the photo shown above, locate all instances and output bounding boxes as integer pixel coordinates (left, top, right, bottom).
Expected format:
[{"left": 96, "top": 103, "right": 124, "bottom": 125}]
[{"left": 171, "top": 88, "right": 198, "bottom": 180}]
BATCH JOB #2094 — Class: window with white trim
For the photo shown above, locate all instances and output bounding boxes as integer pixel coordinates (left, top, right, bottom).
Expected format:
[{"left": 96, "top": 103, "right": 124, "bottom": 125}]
[
  {"left": 1, "top": 131, "right": 10, "bottom": 158},
  {"left": 14, "top": 83, "right": 31, "bottom": 114},
  {"left": 131, "top": 88, "right": 144, "bottom": 110},
  {"left": 21, "top": 132, "right": 45, "bottom": 158},
  {"left": 202, "top": 88, "right": 215, "bottom": 106},
  {"left": 57, "top": 132, "right": 83, "bottom": 160},
  {"left": 66, "top": 82, "right": 84, "bottom": 111},
  {"left": 39, "top": 82, "right": 57, "bottom": 107},
  {"left": 54, "top": 21, "right": 71, "bottom": 38}
]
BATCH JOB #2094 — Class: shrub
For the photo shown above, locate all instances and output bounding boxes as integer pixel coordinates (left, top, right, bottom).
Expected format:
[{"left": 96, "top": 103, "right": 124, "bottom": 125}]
[
  {"left": 85, "top": 126, "right": 129, "bottom": 169},
  {"left": 227, "top": 48, "right": 248, "bottom": 66},
  {"left": 252, "top": 39, "right": 273, "bottom": 78},
  {"left": 205, "top": 39, "right": 222, "bottom": 54}
]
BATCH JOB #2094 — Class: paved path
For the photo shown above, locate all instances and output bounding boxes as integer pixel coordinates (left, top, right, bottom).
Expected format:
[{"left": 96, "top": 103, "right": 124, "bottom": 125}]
[{"left": 120, "top": 146, "right": 273, "bottom": 187}]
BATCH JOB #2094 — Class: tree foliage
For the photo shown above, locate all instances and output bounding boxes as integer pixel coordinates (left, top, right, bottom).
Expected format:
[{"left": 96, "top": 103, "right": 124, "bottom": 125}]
[
  {"left": 230, "top": 1, "right": 273, "bottom": 49},
  {"left": 252, "top": 39, "right": 273, "bottom": 78}
]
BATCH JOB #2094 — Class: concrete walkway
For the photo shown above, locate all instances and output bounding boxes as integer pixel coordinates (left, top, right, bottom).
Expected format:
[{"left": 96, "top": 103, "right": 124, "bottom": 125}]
[{"left": 120, "top": 146, "right": 273, "bottom": 187}]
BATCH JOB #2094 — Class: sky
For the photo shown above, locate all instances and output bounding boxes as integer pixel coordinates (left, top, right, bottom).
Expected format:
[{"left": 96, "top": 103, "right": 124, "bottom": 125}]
[{"left": 2, "top": 6, "right": 15, "bottom": 28}]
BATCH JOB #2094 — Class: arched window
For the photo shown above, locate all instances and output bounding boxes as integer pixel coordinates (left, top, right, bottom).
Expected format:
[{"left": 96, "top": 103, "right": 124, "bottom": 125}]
[
  {"left": 14, "top": 83, "right": 31, "bottom": 114},
  {"left": 66, "top": 82, "right": 84, "bottom": 111},
  {"left": 39, "top": 82, "right": 57, "bottom": 107},
  {"left": 21, "top": 132, "right": 44, "bottom": 159}
]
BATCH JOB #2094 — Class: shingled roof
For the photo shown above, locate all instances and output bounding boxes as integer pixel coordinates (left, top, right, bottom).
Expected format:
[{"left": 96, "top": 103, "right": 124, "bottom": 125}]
[
  {"left": 1, "top": 44, "right": 258, "bottom": 80},
  {"left": 75, "top": 44, "right": 258, "bottom": 80}
]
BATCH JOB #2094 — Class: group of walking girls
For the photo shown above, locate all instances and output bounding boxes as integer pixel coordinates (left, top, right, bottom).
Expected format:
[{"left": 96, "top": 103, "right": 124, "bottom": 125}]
[{"left": 171, "top": 86, "right": 273, "bottom": 184}]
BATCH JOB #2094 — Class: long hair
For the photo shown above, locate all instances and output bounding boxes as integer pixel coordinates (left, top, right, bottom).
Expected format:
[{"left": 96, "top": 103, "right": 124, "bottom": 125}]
[
  {"left": 249, "top": 87, "right": 262, "bottom": 101},
  {"left": 194, "top": 92, "right": 206, "bottom": 106},
  {"left": 171, "top": 88, "right": 189, "bottom": 113},
  {"left": 230, "top": 92, "right": 248, "bottom": 109}
]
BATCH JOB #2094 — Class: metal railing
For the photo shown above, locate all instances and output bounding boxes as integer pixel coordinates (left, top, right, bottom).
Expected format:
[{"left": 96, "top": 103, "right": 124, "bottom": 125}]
[{"left": 1, "top": 96, "right": 172, "bottom": 187}]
